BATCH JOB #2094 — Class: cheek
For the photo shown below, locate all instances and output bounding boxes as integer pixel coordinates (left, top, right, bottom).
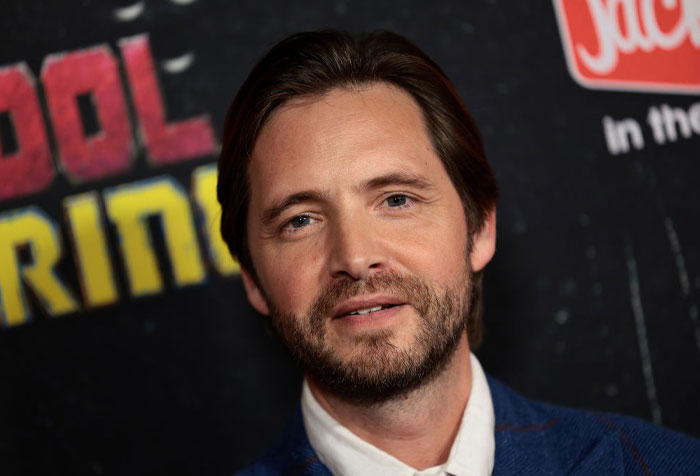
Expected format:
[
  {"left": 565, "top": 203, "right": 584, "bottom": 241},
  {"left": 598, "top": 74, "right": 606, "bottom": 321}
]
[
  {"left": 388, "top": 211, "right": 468, "bottom": 281},
  {"left": 255, "top": 239, "right": 327, "bottom": 313}
]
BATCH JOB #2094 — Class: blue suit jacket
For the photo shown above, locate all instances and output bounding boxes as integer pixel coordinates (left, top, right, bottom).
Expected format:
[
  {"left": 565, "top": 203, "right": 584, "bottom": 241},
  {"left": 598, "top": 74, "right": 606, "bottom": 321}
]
[{"left": 236, "top": 377, "right": 700, "bottom": 475}]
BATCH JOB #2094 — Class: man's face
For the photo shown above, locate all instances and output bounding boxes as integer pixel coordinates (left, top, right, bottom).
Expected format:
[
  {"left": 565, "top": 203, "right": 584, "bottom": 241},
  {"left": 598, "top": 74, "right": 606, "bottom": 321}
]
[{"left": 242, "top": 83, "right": 494, "bottom": 403}]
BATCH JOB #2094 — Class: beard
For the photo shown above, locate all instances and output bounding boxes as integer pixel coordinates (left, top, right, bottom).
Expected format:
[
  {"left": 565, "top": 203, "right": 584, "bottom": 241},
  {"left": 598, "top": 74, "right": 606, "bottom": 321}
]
[{"left": 267, "top": 267, "right": 475, "bottom": 406}]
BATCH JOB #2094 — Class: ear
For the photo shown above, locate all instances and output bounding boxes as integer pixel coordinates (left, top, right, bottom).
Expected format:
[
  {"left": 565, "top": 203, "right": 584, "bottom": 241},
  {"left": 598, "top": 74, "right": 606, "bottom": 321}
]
[
  {"left": 470, "top": 209, "right": 497, "bottom": 273},
  {"left": 240, "top": 267, "right": 270, "bottom": 316}
]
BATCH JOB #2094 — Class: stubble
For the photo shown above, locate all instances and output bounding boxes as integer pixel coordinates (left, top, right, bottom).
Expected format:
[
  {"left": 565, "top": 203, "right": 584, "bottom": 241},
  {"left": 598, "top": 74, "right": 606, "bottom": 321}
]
[{"left": 268, "top": 268, "right": 475, "bottom": 406}]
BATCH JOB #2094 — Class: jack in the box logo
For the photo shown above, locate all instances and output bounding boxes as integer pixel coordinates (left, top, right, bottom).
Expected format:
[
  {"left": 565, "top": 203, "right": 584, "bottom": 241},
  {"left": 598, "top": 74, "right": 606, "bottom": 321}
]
[{"left": 553, "top": 0, "right": 700, "bottom": 94}]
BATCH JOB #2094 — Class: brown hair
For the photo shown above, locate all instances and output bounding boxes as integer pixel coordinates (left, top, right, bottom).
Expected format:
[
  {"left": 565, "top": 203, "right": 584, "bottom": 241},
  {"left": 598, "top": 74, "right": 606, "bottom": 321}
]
[{"left": 217, "top": 30, "right": 498, "bottom": 347}]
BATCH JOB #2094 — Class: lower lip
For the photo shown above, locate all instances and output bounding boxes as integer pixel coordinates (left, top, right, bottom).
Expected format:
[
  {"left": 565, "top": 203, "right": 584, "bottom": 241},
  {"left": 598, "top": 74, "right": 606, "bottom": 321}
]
[{"left": 335, "top": 304, "right": 407, "bottom": 327}]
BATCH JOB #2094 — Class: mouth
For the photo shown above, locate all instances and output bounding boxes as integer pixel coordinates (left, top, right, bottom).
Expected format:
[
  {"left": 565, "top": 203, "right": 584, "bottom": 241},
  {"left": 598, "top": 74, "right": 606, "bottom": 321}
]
[
  {"left": 344, "top": 303, "right": 399, "bottom": 316},
  {"left": 333, "top": 296, "right": 406, "bottom": 320}
]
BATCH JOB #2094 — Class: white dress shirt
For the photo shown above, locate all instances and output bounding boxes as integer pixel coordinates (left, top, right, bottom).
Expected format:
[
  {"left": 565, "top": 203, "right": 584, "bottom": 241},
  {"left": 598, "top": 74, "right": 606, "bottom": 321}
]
[{"left": 301, "top": 353, "right": 495, "bottom": 476}]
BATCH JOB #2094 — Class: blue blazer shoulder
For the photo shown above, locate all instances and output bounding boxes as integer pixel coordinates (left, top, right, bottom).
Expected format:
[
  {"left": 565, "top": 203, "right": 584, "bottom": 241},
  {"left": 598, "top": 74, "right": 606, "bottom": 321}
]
[{"left": 235, "top": 376, "right": 700, "bottom": 475}]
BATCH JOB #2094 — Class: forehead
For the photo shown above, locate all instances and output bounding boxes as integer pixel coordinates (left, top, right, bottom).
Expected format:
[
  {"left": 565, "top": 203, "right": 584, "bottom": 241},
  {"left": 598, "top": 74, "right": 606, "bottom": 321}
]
[{"left": 248, "top": 83, "right": 444, "bottom": 201}]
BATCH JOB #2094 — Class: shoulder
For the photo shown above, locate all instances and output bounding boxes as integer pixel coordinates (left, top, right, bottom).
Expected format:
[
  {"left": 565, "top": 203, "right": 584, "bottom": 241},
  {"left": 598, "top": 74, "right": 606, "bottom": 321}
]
[
  {"left": 233, "top": 408, "right": 331, "bottom": 476},
  {"left": 488, "top": 376, "right": 700, "bottom": 475}
]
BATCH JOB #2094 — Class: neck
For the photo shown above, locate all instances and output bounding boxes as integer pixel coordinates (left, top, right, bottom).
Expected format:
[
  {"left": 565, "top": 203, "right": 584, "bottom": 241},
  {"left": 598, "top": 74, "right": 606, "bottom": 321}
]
[{"left": 307, "top": 332, "right": 473, "bottom": 470}]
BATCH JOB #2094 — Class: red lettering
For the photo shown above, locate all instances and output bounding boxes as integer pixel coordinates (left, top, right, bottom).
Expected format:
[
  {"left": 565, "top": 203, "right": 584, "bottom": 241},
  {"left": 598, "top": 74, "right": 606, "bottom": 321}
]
[
  {"left": 0, "top": 64, "right": 54, "bottom": 201},
  {"left": 120, "top": 35, "right": 215, "bottom": 165},
  {"left": 554, "top": 0, "right": 700, "bottom": 93},
  {"left": 42, "top": 45, "right": 132, "bottom": 181}
]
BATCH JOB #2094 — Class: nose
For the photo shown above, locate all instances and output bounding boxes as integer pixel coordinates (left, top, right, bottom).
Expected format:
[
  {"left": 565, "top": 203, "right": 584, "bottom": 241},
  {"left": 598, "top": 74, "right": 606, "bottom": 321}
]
[{"left": 327, "top": 213, "right": 385, "bottom": 281}]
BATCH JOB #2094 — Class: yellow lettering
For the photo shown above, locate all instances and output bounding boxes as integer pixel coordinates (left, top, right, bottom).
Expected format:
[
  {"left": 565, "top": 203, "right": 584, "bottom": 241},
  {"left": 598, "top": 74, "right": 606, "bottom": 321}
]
[
  {"left": 0, "top": 207, "right": 79, "bottom": 326},
  {"left": 104, "top": 176, "right": 205, "bottom": 296},
  {"left": 191, "top": 164, "right": 240, "bottom": 275},
  {"left": 64, "top": 192, "right": 118, "bottom": 307}
]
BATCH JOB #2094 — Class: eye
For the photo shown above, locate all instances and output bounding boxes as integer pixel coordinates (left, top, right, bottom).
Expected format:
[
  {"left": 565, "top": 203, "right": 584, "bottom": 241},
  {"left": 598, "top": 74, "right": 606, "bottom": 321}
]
[
  {"left": 385, "top": 194, "right": 409, "bottom": 207},
  {"left": 285, "top": 215, "right": 313, "bottom": 230}
]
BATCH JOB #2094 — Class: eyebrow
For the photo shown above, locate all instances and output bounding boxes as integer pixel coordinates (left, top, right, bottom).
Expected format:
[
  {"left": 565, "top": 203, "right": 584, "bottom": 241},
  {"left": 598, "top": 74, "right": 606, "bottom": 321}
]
[
  {"left": 260, "top": 171, "right": 435, "bottom": 226},
  {"left": 261, "top": 191, "right": 328, "bottom": 226},
  {"left": 355, "top": 171, "right": 434, "bottom": 193}
]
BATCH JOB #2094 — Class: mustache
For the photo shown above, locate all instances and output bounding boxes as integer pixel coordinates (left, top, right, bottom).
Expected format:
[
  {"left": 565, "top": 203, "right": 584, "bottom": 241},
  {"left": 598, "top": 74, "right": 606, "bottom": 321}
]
[{"left": 308, "top": 271, "right": 433, "bottom": 325}]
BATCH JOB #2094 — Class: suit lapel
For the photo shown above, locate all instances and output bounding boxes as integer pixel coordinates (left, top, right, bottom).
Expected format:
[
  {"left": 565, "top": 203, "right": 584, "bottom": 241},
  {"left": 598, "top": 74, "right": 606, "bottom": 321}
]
[{"left": 266, "top": 408, "right": 333, "bottom": 476}]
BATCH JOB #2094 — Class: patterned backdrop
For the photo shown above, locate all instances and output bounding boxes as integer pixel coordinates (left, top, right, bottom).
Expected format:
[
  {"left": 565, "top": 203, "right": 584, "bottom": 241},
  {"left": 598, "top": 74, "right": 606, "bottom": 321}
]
[{"left": 1, "top": 1, "right": 699, "bottom": 474}]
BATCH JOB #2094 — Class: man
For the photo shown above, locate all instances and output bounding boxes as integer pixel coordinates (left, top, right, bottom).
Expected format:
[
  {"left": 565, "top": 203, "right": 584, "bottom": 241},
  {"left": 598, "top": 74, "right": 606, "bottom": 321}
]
[{"left": 217, "top": 30, "right": 700, "bottom": 475}]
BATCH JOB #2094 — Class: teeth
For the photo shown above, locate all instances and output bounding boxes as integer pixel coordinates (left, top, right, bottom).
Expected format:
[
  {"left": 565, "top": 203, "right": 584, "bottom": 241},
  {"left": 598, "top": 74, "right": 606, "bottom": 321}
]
[{"left": 349, "top": 305, "right": 383, "bottom": 315}]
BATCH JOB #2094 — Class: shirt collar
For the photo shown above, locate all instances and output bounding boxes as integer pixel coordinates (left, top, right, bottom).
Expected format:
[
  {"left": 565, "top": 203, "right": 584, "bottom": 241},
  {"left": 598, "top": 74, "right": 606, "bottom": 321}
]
[{"left": 301, "top": 353, "right": 495, "bottom": 476}]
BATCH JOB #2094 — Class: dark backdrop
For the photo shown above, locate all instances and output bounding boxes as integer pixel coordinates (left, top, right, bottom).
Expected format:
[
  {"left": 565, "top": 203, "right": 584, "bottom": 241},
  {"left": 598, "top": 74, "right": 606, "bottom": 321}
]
[{"left": 1, "top": 1, "right": 699, "bottom": 474}]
